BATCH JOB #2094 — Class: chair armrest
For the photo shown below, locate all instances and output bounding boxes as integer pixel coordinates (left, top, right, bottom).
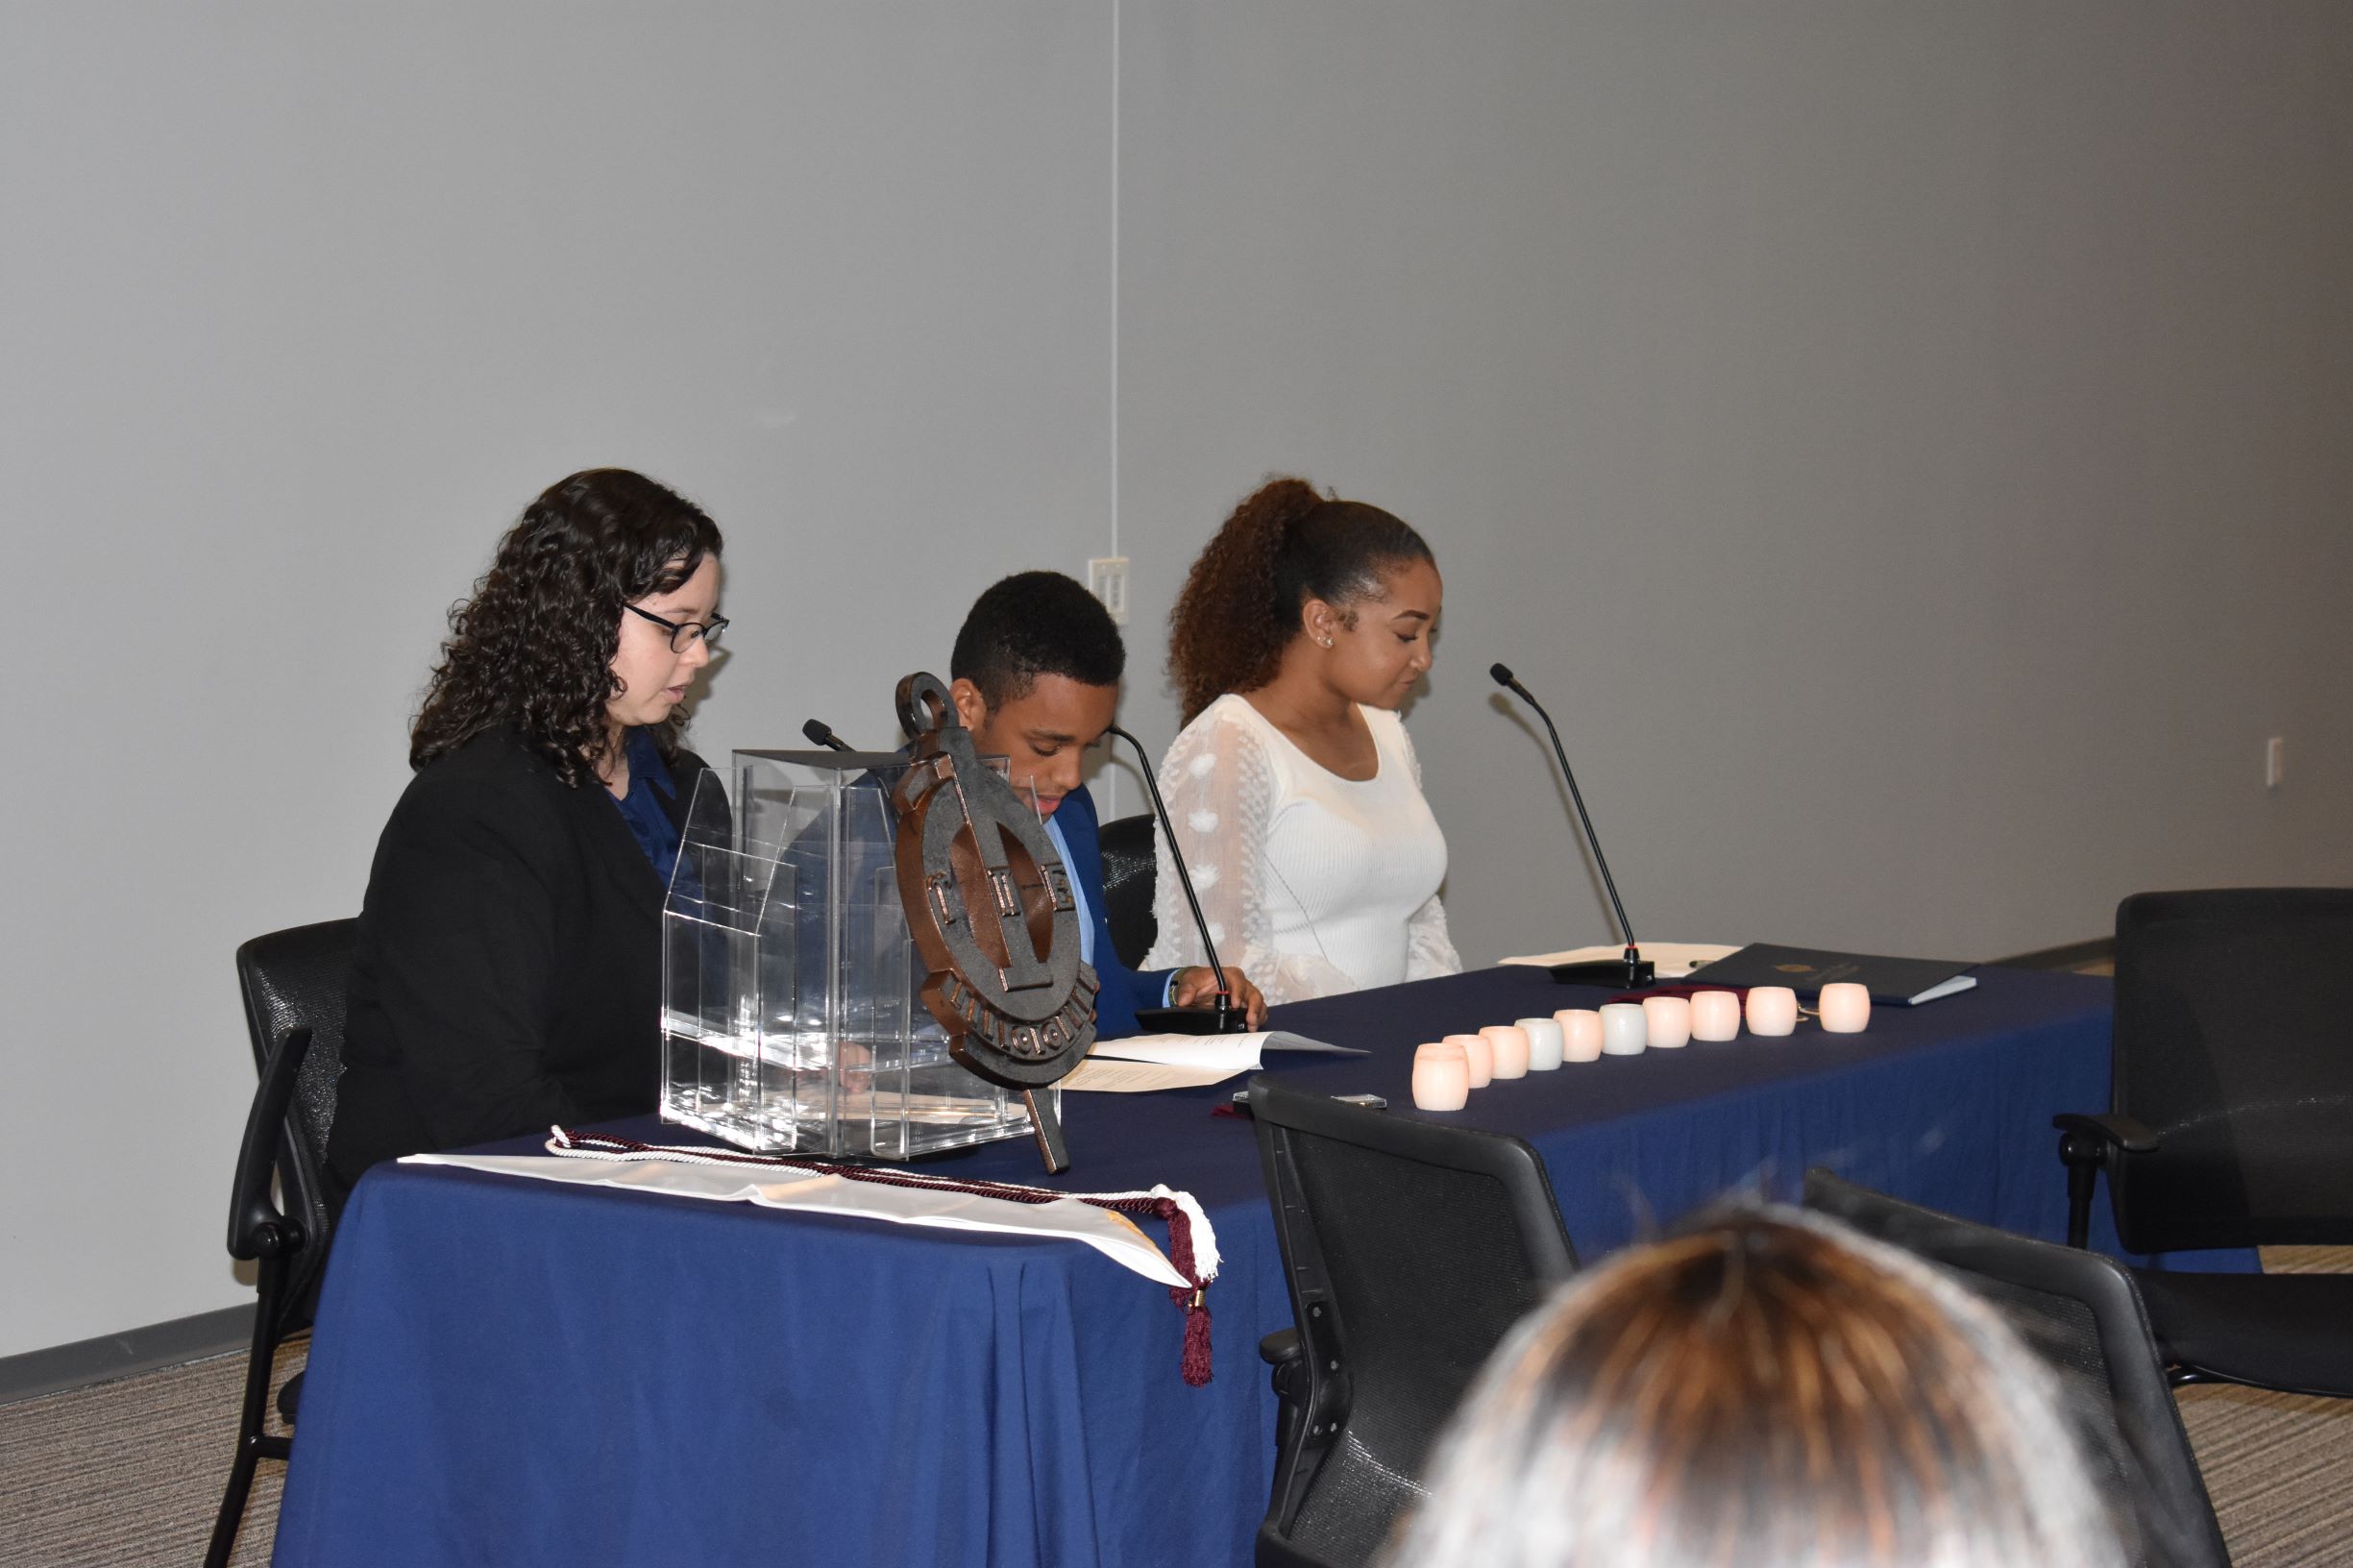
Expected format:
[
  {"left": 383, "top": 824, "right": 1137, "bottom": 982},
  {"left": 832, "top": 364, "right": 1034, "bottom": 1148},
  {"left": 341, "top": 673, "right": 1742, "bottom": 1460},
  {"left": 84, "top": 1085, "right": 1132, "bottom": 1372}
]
[
  {"left": 1261, "top": 1326, "right": 1311, "bottom": 1407},
  {"left": 228, "top": 1026, "right": 312, "bottom": 1262},
  {"left": 2052, "top": 1112, "right": 2159, "bottom": 1154}
]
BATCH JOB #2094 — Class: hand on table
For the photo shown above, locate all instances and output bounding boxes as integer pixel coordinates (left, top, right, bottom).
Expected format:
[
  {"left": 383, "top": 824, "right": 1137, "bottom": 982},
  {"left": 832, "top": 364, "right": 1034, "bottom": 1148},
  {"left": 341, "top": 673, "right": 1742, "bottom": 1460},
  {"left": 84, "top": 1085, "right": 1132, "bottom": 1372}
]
[{"left": 1172, "top": 966, "right": 1266, "bottom": 1030}]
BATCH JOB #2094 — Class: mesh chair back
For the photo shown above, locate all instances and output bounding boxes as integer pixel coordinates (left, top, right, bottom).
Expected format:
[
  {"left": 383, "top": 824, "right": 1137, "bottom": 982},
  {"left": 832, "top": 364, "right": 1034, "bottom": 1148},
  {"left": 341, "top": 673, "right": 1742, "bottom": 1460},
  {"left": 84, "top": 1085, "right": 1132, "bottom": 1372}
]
[
  {"left": 234, "top": 919, "right": 357, "bottom": 1304},
  {"left": 1251, "top": 1078, "right": 1576, "bottom": 1568},
  {"left": 1805, "top": 1172, "right": 2229, "bottom": 1568},
  {"left": 2111, "top": 888, "right": 2353, "bottom": 1251},
  {"left": 1096, "top": 813, "right": 1159, "bottom": 969}
]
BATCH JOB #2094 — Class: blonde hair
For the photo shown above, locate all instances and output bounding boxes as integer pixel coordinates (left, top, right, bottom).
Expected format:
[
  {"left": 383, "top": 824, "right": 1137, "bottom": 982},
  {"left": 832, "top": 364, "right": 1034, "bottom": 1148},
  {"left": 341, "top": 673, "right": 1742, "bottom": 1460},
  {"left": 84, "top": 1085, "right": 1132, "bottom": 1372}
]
[{"left": 1386, "top": 1208, "right": 2126, "bottom": 1568}]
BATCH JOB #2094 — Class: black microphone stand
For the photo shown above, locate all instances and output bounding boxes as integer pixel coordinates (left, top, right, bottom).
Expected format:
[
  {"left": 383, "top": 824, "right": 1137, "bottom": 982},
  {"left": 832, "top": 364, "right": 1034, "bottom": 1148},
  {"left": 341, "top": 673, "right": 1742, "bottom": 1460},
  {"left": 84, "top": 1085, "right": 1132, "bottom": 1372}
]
[
  {"left": 1489, "top": 663, "right": 1655, "bottom": 992},
  {"left": 1105, "top": 724, "right": 1252, "bottom": 1035}
]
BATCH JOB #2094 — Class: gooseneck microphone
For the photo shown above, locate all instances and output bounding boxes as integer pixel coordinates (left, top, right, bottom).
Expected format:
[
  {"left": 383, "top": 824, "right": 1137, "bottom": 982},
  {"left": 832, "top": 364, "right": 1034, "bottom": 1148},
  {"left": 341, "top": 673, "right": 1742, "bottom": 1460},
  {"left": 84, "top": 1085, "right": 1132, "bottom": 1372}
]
[
  {"left": 802, "top": 719, "right": 854, "bottom": 753},
  {"left": 1106, "top": 723, "right": 1252, "bottom": 1035},
  {"left": 1489, "top": 663, "right": 1654, "bottom": 992}
]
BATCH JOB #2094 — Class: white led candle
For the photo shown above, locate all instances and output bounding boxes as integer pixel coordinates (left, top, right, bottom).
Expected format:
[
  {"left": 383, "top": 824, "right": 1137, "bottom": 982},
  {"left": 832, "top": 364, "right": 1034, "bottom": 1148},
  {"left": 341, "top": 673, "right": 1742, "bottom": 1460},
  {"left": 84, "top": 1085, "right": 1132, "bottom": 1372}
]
[
  {"left": 1556, "top": 1009, "right": 1604, "bottom": 1063},
  {"left": 1517, "top": 1016, "right": 1565, "bottom": 1071},
  {"left": 1445, "top": 1032, "right": 1494, "bottom": 1089},
  {"left": 1642, "top": 995, "right": 1692, "bottom": 1049},
  {"left": 1481, "top": 1024, "right": 1532, "bottom": 1079},
  {"left": 1600, "top": 1003, "right": 1648, "bottom": 1056},
  {"left": 1689, "top": 990, "right": 1742, "bottom": 1041},
  {"left": 1411, "top": 1041, "right": 1471, "bottom": 1111},
  {"left": 1746, "top": 986, "right": 1799, "bottom": 1037},
  {"left": 1818, "top": 982, "right": 1872, "bottom": 1034}
]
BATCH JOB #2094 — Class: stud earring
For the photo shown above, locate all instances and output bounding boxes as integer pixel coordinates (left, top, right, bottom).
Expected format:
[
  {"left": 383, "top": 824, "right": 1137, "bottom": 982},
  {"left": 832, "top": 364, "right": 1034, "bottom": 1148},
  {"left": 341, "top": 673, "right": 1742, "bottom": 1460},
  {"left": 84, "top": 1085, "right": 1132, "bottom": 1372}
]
[{"left": 1319, "top": 636, "right": 1334, "bottom": 649}]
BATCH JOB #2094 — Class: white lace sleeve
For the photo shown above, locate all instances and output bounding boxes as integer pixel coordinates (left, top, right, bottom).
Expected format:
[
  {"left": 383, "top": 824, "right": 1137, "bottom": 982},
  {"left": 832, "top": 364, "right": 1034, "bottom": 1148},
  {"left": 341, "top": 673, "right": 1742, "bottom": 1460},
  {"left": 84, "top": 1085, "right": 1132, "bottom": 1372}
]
[
  {"left": 1396, "top": 718, "right": 1463, "bottom": 981},
  {"left": 1142, "top": 707, "right": 1360, "bottom": 1006},
  {"left": 1404, "top": 893, "right": 1462, "bottom": 980}
]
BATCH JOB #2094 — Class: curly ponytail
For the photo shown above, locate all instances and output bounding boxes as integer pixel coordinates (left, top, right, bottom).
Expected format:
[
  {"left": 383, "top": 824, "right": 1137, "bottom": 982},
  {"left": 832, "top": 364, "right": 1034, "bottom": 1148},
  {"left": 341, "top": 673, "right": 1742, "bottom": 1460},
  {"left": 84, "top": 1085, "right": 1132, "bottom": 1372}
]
[{"left": 1166, "top": 476, "right": 1434, "bottom": 723}]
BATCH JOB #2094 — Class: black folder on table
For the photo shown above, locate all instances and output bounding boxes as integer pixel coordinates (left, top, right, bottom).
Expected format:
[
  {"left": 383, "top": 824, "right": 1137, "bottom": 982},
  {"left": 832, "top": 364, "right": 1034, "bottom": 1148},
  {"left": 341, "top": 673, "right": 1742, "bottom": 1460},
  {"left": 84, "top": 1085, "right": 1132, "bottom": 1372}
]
[{"left": 1685, "top": 943, "right": 1978, "bottom": 1006}]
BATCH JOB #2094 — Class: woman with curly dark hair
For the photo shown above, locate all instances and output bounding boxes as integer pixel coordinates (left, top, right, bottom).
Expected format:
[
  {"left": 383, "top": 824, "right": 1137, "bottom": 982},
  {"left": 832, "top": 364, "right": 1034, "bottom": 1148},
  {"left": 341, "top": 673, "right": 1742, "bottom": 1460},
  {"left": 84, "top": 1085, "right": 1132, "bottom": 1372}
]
[
  {"left": 1142, "top": 477, "right": 1459, "bottom": 1005},
  {"left": 328, "top": 469, "right": 726, "bottom": 1197}
]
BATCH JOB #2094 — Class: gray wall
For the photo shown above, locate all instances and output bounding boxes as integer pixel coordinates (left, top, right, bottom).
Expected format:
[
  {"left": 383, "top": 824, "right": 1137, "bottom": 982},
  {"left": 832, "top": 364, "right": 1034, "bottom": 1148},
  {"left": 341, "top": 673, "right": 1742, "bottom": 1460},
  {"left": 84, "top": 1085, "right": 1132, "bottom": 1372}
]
[
  {"left": 2, "top": 2, "right": 2346, "bottom": 1358},
  {"left": 0, "top": 1, "right": 1115, "bottom": 1360},
  {"left": 1116, "top": 1, "right": 2353, "bottom": 970}
]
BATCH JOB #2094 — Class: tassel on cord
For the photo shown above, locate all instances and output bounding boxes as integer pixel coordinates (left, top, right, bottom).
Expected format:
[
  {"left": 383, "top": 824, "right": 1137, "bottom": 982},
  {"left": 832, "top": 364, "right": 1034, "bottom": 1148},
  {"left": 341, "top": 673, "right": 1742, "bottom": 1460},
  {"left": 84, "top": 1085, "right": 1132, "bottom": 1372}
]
[
  {"left": 549, "top": 1127, "right": 1215, "bottom": 1385},
  {"left": 1140, "top": 1195, "right": 1215, "bottom": 1388}
]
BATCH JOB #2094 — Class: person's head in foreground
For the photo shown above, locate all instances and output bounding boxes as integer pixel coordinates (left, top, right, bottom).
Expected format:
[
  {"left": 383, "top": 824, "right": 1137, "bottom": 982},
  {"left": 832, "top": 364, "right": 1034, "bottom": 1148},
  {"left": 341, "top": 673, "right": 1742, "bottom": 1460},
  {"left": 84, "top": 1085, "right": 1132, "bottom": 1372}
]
[{"left": 1386, "top": 1207, "right": 2126, "bottom": 1568}]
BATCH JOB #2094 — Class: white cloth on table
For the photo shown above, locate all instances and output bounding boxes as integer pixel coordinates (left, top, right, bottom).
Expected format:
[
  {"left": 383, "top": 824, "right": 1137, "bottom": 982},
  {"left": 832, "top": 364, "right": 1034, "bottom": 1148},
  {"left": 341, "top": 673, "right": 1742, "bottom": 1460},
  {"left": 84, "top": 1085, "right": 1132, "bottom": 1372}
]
[
  {"left": 403, "top": 1142, "right": 1217, "bottom": 1290},
  {"left": 1142, "top": 693, "right": 1460, "bottom": 1006}
]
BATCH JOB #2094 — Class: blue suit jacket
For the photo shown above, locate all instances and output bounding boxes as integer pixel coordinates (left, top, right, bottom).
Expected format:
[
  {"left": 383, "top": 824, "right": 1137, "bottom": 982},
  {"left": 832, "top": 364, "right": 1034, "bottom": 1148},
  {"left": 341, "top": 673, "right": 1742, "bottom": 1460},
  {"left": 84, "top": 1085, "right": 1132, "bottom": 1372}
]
[{"left": 1052, "top": 782, "right": 1173, "bottom": 1040}]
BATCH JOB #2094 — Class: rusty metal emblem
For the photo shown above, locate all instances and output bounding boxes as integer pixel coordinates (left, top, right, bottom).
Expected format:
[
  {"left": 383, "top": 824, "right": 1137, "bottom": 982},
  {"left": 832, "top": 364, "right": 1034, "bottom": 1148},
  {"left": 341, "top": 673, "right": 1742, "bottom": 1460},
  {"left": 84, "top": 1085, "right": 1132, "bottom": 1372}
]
[{"left": 890, "top": 672, "right": 1095, "bottom": 1171}]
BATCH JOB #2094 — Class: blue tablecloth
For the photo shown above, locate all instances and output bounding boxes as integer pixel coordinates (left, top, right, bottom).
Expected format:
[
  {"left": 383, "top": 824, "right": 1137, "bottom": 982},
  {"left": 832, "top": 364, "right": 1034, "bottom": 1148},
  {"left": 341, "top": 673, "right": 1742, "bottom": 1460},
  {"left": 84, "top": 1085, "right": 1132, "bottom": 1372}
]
[{"left": 273, "top": 965, "right": 2237, "bottom": 1568}]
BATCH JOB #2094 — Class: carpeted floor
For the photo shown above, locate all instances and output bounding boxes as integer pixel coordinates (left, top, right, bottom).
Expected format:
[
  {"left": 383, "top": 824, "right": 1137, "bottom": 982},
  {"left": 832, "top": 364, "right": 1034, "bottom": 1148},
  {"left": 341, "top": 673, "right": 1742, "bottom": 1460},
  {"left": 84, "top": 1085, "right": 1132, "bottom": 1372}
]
[
  {"left": 2170, "top": 1245, "right": 2353, "bottom": 1566},
  {"left": 4, "top": 1266, "right": 2352, "bottom": 1568},
  {"left": 0, "top": 1338, "right": 302, "bottom": 1568},
  {"left": 2182, "top": 1378, "right": 2353, "bottom": 1566}
]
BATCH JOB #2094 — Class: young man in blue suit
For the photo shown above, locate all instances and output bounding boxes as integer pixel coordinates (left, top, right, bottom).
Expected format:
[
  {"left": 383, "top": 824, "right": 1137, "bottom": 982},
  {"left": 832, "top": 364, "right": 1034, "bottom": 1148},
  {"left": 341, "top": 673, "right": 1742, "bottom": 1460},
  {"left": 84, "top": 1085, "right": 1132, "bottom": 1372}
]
[{"left": 946, "top": 572, "right": 1265, "bottom": 1038}]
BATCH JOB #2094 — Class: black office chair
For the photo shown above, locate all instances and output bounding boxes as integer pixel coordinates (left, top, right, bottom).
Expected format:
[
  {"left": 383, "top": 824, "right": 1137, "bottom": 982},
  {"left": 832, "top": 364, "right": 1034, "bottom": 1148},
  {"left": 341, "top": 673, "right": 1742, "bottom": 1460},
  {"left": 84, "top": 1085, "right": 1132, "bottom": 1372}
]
[
  {"left": 1097, "top": 811, "right": 1159, "bottom": 970},
  {"left": 1805, "top": 1171, "right": 2230, "bottom": 1568},
  {"left": 1248, "top": 1076, "right": 1578, "bottom": 1568},
  {"left": 208, "top": 918, "right": 356, "bottom": 1568},
  {"left": 2054, "top": 888, "right": 2353, "bottom": 1397}
]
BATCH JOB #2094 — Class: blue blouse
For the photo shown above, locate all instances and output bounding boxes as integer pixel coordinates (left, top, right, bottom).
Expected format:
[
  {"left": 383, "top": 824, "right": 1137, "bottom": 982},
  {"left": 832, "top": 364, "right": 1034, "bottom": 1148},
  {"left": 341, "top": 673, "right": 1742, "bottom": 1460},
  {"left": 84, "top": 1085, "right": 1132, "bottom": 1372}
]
[{"left": 609, "top": 728, "right": 682, "bottom": 888}]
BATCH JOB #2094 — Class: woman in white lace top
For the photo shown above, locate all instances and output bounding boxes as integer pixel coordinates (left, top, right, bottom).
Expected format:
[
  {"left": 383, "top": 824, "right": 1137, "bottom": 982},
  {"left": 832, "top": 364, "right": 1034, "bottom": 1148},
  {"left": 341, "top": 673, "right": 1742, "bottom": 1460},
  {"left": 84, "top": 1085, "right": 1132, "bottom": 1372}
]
[{"left": 1143, "top": 478, "right": 1461, "bottom": 1005}]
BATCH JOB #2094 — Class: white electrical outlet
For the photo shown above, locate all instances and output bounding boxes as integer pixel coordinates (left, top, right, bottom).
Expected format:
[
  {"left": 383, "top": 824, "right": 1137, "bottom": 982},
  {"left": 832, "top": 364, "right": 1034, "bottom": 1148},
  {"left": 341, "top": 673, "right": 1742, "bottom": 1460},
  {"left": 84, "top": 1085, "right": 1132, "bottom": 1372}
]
[
  {"left": 2267, "top": 736, "right": 2286, "bottom": 790},
  {"left": 1088, "top": 556, "right": 1131, "bottom": 625}
]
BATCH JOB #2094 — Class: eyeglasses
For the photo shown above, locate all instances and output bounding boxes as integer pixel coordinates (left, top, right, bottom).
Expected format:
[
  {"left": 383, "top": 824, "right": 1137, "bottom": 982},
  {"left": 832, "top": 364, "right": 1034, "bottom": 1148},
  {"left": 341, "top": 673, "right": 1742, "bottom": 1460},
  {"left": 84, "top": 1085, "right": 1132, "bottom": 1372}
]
[{"left": 625, "top": 603, "right": 730, "bottom": 653}]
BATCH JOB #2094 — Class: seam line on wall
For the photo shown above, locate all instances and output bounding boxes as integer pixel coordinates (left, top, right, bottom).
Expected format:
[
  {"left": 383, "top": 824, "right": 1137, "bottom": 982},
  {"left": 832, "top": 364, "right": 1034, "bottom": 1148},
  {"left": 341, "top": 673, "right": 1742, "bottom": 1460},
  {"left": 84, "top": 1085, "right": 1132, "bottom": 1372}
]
[
  {"left": 1110, "top": 0, "right": 1121, "bottom": 561},
  {"left": 1107, "top": 0, "right": 1123, "bottom": 819}
]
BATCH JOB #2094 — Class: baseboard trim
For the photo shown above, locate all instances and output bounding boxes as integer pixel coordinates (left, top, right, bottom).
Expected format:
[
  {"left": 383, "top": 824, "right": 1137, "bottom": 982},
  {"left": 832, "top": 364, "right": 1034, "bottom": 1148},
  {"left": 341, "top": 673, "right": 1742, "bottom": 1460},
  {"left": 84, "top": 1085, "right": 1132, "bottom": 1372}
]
[
  {"left": 0, "top": 1304, "right": 256, "bottom": 1407},
  {"left": 1992, "top": 936, "right": 2116, "bottom": 971}
]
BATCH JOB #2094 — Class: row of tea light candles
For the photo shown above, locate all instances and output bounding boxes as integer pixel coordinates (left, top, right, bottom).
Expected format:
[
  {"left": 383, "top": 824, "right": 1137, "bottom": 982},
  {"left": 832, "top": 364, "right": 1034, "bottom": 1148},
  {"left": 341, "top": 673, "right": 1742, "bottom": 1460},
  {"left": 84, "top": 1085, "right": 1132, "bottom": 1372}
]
[{"left": 1409, "top": 984, "right": 1874, "bottom": 1112}]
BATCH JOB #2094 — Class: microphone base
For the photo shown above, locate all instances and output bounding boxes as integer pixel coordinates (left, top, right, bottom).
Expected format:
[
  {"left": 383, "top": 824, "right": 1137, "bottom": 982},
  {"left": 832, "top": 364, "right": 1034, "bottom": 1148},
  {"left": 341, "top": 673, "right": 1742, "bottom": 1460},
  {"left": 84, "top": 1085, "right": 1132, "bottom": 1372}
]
[
  {"left": 1135, "top": 1003, "right": 1256, "bottom": 1036},
  {"left": 1549, "top": 959, "right": 1659, "bottom": 991}
]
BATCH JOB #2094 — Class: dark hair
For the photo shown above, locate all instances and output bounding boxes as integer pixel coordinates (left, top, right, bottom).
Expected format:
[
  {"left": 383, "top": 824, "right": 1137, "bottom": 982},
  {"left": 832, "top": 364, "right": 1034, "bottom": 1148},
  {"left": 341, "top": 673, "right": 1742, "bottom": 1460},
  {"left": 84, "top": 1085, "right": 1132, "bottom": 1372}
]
[
  {"left": 950, "top": 570, "right": 1125, "bottom": 707},
  {"left": 1387, "top": 1207, "right": 2126, "bottom": 1568},
  {"left": 409, "top": 468, "right": 723, "bottom": 787},
  {"left": 1165, "top": 476, "right": 1434, "bottom": 723}
]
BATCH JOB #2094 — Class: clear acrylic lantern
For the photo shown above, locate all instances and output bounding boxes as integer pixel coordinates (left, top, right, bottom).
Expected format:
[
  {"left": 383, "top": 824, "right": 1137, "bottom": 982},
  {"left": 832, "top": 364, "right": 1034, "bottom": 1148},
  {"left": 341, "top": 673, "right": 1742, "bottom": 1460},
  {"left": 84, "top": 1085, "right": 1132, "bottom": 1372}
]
[{"left": 658, "top": 748, "right": 1052, "bottom": 1159}]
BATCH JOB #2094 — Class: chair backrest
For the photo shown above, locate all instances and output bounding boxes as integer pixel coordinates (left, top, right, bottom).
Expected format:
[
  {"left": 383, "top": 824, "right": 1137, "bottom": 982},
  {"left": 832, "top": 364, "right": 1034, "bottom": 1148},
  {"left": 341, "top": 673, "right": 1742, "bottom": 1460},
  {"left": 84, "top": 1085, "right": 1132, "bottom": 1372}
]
[
  {"left": 1250, "top": 1077, "right": 1577, "bottom": 1568},
  {"left": 1804, "top": 1171, "right": 2229, "bottom": 1568},
  {"left": 1096, "top": 812, "right": 1159, "bottom": 969},
  {"left": 2110, "top": 887, "right": 2353, "bottom": 1251},
  {"left": 234, "top": 919, "right": 358, "bottom": 1275}
]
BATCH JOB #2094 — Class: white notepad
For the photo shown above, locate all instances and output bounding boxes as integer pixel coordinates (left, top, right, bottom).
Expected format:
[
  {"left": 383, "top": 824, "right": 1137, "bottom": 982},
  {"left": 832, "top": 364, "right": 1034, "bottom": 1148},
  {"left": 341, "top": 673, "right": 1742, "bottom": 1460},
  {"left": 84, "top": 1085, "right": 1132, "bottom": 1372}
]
[{"left": 1064, "top": 1030, "right": 1362, "bottom": 1091}]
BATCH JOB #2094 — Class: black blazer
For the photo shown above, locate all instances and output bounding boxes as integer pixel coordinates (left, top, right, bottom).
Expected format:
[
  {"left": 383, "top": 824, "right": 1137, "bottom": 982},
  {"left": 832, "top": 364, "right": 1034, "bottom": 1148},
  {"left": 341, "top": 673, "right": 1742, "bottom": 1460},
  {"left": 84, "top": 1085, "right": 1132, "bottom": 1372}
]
[{"left": 327, "top": 727, "right": 710, "bottom": 1196}]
